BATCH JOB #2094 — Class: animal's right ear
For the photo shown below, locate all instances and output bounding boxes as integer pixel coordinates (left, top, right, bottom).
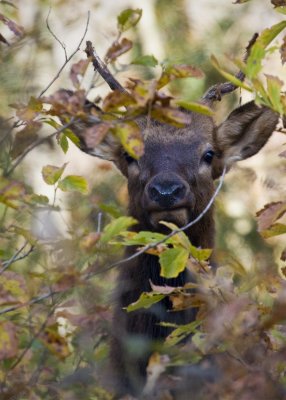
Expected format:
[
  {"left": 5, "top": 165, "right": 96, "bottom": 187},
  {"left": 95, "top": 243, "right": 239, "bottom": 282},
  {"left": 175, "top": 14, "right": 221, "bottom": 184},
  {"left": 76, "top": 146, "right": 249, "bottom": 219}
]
[{"left": 212, "top": 101, "right": 279, "bottom": 179}]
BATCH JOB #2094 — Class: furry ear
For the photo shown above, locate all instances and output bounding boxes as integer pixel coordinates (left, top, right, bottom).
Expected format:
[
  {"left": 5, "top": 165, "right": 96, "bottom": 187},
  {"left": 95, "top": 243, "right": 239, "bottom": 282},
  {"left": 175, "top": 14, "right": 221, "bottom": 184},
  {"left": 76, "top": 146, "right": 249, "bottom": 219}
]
[{"left": 212, "top": 101, "right": 278, "bottom": 178}]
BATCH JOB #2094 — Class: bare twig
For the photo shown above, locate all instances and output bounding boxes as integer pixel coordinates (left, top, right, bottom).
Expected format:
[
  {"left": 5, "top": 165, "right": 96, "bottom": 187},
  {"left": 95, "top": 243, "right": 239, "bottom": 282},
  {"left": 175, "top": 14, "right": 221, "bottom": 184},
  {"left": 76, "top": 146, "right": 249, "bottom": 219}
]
[
  {"left": 39, "top": 11, "right": 90, "bottom": 97},
  {"left": 92, "top": 165, "right": 227, "bottom": 276},
  {"left": 46, "top": 7, "right": 68, "bottom": 61},
  {"left": 5, "top": 118, "right": 77, "bottom": 176},
  {"left": 97, "top": 212, "right": 103, "bottom": 233},
  {"left": 0, "top": 241, "right": 34, "bottom": 275},
  {"left": 9, "top": 306, "right": 56, "bottom": 371},
  {"left": 202, "top": 33, "right": 258, "bottom": 102},
  {"left": 0, "top": 291, "right": 59, "bottom": 316},
  {"left": 85, "top": 40, "right": 128, "bottom": 93}
]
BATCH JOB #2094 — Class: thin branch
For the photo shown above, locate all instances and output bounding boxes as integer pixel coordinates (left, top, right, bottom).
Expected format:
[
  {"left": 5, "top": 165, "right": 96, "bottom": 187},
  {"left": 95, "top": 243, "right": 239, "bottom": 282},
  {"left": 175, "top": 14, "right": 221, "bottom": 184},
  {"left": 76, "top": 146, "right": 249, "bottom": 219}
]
[
  {"left": 202, "top": 33, "right": 258, "bottom": 102},
  {"left": 46, "top": 7, "right": 68, "bottom": 61},
  {"left": 9, "top": 306, "right": 56, "bottom": 371},
  {"left": 5, "top": 118, "right": 76, "bottom": 176},
  {"left": 97, "top": 212, "right": 103, "bottom": 233},
  {"left": 85, "top": 40, "right": 128, "bottom": 93},
  {"left": 0, "top": 241, "right": 34, "bottom": 275},
  {"left": 0, "top": 291, "right": 59, "bottom": 316},
  {"left": 39, "top": 11, "right": 90, "bottom": 97},
  {"left": 92, "top": 165, "right": 227, "bottom": 276}
]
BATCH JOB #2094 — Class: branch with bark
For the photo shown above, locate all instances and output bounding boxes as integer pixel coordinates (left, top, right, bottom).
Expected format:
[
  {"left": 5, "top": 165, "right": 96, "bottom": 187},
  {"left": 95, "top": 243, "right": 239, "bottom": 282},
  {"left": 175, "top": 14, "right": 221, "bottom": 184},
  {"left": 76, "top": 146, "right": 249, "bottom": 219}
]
[{"left": 202, "top": 33, "right": 259, "bottom": 102}]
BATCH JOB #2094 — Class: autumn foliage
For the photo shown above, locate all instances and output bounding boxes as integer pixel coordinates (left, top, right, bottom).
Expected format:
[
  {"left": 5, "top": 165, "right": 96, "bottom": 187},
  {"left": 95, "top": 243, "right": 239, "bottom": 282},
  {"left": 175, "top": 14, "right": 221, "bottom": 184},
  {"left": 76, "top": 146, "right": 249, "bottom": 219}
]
[{"left": 0, "top": 1, "right": 286, "bottom": 399}]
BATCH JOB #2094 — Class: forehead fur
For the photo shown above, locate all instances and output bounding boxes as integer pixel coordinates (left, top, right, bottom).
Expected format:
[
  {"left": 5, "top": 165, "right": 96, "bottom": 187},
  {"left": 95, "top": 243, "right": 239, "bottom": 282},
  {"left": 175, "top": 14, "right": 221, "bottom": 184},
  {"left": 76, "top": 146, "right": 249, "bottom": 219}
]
[{"left": 142, "top": 112, "right": 215, "bottom": 145}]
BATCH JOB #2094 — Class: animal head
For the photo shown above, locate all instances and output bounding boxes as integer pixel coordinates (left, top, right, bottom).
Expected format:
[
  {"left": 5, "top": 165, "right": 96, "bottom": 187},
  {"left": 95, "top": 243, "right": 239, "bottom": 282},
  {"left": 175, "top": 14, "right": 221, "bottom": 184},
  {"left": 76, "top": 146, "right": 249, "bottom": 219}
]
[{"left": 78, "top": 100, "right": 278, "bottom": 239}]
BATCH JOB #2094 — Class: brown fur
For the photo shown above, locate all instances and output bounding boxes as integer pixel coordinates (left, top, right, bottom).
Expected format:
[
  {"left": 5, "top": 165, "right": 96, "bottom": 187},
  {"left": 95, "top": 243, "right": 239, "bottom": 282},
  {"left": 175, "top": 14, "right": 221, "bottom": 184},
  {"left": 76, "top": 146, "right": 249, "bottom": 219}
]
[{"left": 77, "top": 102, "right": 278, "bottom": 395}]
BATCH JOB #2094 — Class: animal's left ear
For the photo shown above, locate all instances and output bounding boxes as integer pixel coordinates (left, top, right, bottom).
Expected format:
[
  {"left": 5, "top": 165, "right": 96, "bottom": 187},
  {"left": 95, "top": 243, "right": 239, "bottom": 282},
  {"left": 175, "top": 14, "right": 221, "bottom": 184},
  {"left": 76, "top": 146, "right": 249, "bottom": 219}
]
[{"left": 212, "top": 101, "right": 279, "bottom": 178}]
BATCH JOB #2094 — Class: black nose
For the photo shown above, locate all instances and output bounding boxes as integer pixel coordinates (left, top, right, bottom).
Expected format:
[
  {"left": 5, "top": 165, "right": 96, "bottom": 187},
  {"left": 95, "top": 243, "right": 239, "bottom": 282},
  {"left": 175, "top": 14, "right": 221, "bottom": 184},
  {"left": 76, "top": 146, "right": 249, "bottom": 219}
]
[{"left": 148, "top": 180, "right": 186, "bottom": 208}]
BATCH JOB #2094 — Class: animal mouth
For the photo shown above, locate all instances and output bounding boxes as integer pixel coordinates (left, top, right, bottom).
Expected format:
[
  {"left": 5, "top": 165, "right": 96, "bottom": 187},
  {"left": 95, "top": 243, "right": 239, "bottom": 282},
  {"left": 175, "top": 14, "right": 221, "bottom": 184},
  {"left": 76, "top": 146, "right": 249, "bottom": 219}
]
[{"left": 149, "top": 207, "right": 189, "bottom": 229}]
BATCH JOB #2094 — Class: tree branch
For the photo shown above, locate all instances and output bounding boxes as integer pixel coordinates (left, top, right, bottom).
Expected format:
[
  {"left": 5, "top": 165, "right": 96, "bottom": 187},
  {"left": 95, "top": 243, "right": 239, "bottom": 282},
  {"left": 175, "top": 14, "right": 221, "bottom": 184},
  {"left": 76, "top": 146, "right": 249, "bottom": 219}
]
[
  {"left": 0, "top": 241, "right": 34, "bottom": 275},
  {"left": 85, "top": 40, "right": 128, "bottom": 93},
  {"left": 38, "top": 11, "right": 90, "bottom": 97},
  {"left": 46, "top": 7, "right": 68, "bottom": 61},
  {"left": 5, "top": 118, "right": 77, "bottom": 176},
  {"left": 202, "top": 33, "right": 258, "bottom": 102}
]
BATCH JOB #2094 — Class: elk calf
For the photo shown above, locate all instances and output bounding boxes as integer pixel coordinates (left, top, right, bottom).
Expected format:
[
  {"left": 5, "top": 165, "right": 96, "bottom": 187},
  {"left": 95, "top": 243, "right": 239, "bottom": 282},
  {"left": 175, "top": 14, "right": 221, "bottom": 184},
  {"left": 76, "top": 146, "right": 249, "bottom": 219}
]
[{"left": 74, "top": 44, "right": 279, "bottom": 395}]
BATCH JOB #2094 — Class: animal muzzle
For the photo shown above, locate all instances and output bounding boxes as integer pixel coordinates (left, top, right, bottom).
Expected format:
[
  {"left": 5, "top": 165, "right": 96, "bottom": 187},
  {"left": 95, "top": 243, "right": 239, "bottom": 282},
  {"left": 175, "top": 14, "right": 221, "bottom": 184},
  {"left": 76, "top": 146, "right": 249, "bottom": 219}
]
[{"left": 144, "top": 173, "right": 192, "bottom": 212}]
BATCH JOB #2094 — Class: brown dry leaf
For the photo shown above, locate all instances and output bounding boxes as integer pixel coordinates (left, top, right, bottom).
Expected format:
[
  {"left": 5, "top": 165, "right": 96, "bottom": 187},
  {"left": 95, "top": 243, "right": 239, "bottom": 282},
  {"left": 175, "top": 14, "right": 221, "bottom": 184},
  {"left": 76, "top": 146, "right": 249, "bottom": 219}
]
[
  {"left": 81, "top": 123, "right": 112, "bottom": 149},
  {"left": 126, "top": 78, "right": 157, "bottom": 108},
  {"left": 279, "top": 150, "right": 286, "bottom": 158},
  {"left": 54, "top": 268, "right": 82, "bottom": 292},
  {"left": 170, "top": 293, "right": 204, "bottom": 310},
  {"left": 0, "top": 271, "right": 28, "bottom": 305},
  {"left": 70, "top": 59, "right": 90, "bottom": 88},
  {"left": 151, "top": 105, "right": 192, "bottom": 127},
  {"left": 0, "top": 321, "right": 18, "bottom": 360},
  {"left": 105, "top": 38, "right": 133, "bottom": 62},
  {"left": 281, "top": 249, "right": 286, "bottom": 261},
  {"left": 0, "top": 13, "right": 24, "bottom": 37},
  {"left": 280, "top": 35, "right": 286, "bottom": 65},
  {"left": 80, "top": 232, "right": 101, "bottom": 252},
  {"left": 43, "top": 89, "right": 86, "bottom": 116},
  {"left": 40, "top": 326, "right": 70, "bottom": 360},
  {"left": 102, "top": 90, "right": 135, "bottom": 112},
  {"left": 11, "top": 122, "right": 41, "bottom": 159},
  {"left": 271, "top": 0, "right": 286, "bottom": 6},
  {"left": 256, "top": 201, "right": 286, "bottom": 231},
  {"left": 149, "top": 281, "right": 178, "bottom": 294}
]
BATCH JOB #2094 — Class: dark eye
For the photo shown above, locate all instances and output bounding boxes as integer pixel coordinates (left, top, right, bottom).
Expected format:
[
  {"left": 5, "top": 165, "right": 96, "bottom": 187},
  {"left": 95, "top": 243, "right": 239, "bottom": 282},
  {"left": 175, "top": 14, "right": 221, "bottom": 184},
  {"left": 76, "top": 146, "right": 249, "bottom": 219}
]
[
  {"left": 203, "top": 150, "right": 215, "bottom": 164},
  {"left": 123, "top": 151, "right": 137, "bottom": 165}
]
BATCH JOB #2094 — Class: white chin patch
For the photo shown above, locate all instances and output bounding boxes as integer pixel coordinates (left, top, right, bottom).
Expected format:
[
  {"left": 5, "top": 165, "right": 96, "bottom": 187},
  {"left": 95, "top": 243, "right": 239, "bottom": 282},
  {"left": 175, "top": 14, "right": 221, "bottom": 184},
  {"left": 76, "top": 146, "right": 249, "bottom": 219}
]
[{"left": 150, "top": 208, "right": 189, "bottom": 228}]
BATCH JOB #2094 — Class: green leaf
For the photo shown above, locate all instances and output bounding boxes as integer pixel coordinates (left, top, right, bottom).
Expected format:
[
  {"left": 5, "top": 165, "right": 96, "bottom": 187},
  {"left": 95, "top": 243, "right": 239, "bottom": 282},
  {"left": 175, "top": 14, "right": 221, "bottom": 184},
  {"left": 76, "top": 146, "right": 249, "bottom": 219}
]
[
  {"left": 245, "top": 43, "right": 266, "bottom": 79},
  {"left": 58, "top": 133, "right": 69, "bottom": 154},
  {"left": 117, "top": 8, "right": 142, "bottom": 32},
  {"left": 100, "top": 216, "right": 137, "bottom": 244},
  {"left": 189, "top": 245, "right": 212, "bottom": 262},
  {"left": 58, "top": 175, "right": 89, "bottom": 194},
  {"left": 132, "top": 55, "right": 158, "bottom": 67},
  {"left": 113, "top": 121, "right": 144, "bottom": 159},
  {"left": 258, "top": 20, "right": 286, "bottom": 48},
  {"left": 126, "top": 291, "right": 165, "bottom": 312},
  {"left": 122, "top": 230, "right": 166, "bottom": 246},
  {"left": 260, "top": 223, "right": 286, "bottom": 238},
  {"left": 246, "top": 21, "right": 286, "bottom": 79},
  {"left": 42, "top": 164, "right": 67, "bottom": 185},
  {"left": 166, "top": 320, "right": 201, "bottom": 346},
  {"left": 29, "top": 194, "right": 49, "bottom": 205},
  {"left": 159, "top": 247, "right": 189, "bottom": 278},
  {"left": 211, "top": 55, "right": 252, "bottom": 91},
  {"left": 159, "top": 221, "right": 190, "bottom": 250},
  {"left": 275, "top": 6, "right": 286, "bottom": 14},
  {"left": 176, "top": 100, "right": 214, "bottom": 116},
  {"left": 266, "top": 75, "right": 284, "bottom": 114},
  {"left": 158, "top": 64, "right": 204, "bottom": 89},
  {"left": 12, "top": 226, "right": 37, "bottom": 245}
]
